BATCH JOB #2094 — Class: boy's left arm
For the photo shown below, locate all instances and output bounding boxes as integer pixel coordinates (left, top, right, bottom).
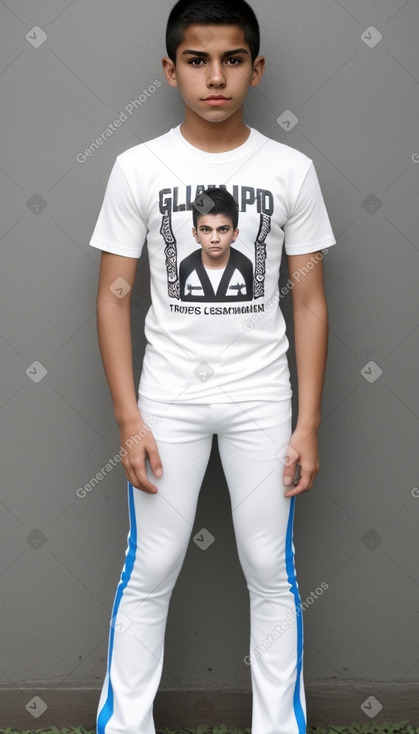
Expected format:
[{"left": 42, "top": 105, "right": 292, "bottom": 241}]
[{"left": 283, "top": 252, "right": 329, "bottom": 497}]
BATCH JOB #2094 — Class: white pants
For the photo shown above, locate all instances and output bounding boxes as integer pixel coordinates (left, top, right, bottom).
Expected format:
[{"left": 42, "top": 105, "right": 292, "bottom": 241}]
[{"left": 97, "top": 397, "right": 306, "bottom": 734}]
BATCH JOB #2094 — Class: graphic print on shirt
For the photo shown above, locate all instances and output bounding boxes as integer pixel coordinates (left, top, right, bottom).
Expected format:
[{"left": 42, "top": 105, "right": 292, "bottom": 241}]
[{"left": 159, "top": 186, "right": 272, "bottom": 303}]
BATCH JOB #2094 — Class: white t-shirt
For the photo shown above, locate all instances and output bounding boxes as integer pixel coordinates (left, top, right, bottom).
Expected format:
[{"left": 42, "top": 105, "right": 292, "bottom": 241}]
[{"left": 90, "top": 125, "right": 336, "bottom": 403}]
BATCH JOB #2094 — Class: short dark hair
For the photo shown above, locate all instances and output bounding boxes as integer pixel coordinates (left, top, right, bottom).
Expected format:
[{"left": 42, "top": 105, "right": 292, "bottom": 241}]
[
  {"left": 166, "top": 0, "right": 260, "bottom": 63},
  {"left": 192, "top": 187, "right": 239, "bottom": 230}
]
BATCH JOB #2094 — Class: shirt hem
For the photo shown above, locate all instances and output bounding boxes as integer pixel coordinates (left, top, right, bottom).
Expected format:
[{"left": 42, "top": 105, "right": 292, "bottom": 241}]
[
  {"left": 89, "top": 238, "right": 141, "bottom": 258},
  {"left": 138, "top": 388, "right": 293, "bottom": 404},
  {"left": 285, "top": 237, "right": 336, "bottom": 256}
]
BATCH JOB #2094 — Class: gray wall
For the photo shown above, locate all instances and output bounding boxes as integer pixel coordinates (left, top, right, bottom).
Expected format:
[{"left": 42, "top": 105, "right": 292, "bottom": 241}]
[{"left": 1, "top": 0, "right": 418, "bottom": 723}]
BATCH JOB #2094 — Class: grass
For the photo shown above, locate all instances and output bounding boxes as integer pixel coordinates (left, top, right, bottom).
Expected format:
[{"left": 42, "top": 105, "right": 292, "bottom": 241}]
[{"left": 0, "top": 725, "right": 418, "bottom": 734}]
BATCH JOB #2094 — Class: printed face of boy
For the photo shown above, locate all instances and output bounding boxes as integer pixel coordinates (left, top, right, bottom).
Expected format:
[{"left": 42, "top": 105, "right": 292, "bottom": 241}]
[
  {"left": 162, "top": 25, "right": 265, "bottom": 125},
  {"left": 192, "top": 213, "right": 239, "bottom": 269}
]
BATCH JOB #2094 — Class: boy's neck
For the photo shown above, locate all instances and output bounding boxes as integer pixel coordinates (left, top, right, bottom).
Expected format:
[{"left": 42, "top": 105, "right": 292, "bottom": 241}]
[{"left": 180, "top": 108, "right": 250, "bottom": 153}]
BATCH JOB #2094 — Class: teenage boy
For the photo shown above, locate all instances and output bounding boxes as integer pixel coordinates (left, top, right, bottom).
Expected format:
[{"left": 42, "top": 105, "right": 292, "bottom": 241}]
[
  {"left": 90, "top": 1, "right": 336, "bottom": 733},
  {"left": 180, "top": 186, "right": 253, "bottom": 301}
]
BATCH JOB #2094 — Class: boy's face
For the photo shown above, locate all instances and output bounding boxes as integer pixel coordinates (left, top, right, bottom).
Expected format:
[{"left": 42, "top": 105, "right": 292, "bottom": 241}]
[
  {"left": 162, "top": 25, "right": 265, "bottom": 125},
  {"left": 193, "top": 213, "right": 239, "bottom": 269}
]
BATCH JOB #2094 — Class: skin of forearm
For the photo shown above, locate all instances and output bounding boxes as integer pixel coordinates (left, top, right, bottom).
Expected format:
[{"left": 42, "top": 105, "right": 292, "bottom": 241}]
[
  {"left": 292, "top": 297, "right": 329, "bottom": 432},
  {"left": 96, "top": 300, "right": 141, "bottom": 427}
]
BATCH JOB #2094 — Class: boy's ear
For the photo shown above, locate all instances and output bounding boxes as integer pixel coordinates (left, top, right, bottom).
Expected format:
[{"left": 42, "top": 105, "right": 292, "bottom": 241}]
[
  {"left": 231, "top": 228, "right": 239, "bottom": 242},
  {"left": 192, "top": 227, "right": 199, "bottom": 242},
  {"left": 162, "top": 56, "right": 178, "bottom": 87},
  {"left": 251, "top": 55, "right": 265, "bottom": 87}
]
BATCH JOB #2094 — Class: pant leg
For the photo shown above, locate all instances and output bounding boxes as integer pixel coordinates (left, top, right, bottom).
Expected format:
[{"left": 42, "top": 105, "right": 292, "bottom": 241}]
[
  {"left": 216, "top": 399, "right": 306, "bottom": 734},
  {"left": 97, "top": 398, "right": 213, "bottom": 734}
]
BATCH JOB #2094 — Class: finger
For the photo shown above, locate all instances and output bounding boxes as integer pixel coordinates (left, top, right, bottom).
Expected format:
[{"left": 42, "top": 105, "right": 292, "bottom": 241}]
[
  {"left": 284, "top": 467, "right": 313, "bottom": 497},
  {"left": 123, "top": 458, "right": 159, "bottom": 494},
  {"left": 283, "top": 461, "right": 296, "bottom": 487},
  {"left": 129, "top": 470, "right": 159, "bottom": 494},
  {"left": 280, "top": 443, "right": 299, "bottom": 486},
  {"left": 284, "top": 480, "right": 309, "bottom": 497},
  {"left": 147, "top": 444, "right": 163, "bottom": 479}
]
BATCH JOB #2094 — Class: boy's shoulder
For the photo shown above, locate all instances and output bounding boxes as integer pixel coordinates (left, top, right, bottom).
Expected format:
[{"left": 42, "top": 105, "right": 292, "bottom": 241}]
[
  {"left": 116, "top": 127, "right": 175, "bottom": 166},
  {"left": 251, "top": 127, "right": 312, "bottom": 164}
]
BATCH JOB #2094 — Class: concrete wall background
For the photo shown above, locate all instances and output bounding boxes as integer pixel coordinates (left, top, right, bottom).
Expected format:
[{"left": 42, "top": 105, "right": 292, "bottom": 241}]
[{"left": 1, "top": 0, "right": 419, "bottom": 723}]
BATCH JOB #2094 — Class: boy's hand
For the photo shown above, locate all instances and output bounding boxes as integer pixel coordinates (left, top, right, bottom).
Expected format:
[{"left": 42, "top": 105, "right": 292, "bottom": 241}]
[
  {"left": 119, "top": 416, "right": 163, "bottom": 494},
  {"left": 282, "top": 428, "right": 319, "bottom": 497}
]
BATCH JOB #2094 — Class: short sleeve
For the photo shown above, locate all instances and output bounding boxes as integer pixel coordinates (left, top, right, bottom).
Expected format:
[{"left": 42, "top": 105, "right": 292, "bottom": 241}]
[
  {"left": 284, "top": 162, "right": 336, "bottom": 256},
  {"left": 89, "top": 158, "right": 147, "bottom": 258}
]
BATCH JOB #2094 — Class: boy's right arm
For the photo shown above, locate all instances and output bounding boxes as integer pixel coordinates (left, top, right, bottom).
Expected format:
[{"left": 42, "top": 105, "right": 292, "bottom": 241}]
[{"left": 96, "top": 251, "right": 162, "bottom": 494}]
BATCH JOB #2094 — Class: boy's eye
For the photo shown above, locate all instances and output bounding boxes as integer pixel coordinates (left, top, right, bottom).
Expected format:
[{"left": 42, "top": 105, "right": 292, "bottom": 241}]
[{"left": 187, "top": 57, "right": 243, "bottom": 66}]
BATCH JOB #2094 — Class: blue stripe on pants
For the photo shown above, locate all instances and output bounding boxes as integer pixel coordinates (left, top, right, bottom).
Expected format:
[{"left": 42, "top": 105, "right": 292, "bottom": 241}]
[
  {"left": 97, "top": 482, "right": 137, "bottom": 734},
  {"left": 285, "top": 496, "right": 306, "bottom": 734}
]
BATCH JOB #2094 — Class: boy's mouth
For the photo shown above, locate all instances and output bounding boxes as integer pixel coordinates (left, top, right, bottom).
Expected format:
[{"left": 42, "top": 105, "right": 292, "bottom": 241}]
[{"left": 203, "top": 95, "right": 231, "bottom": 106}]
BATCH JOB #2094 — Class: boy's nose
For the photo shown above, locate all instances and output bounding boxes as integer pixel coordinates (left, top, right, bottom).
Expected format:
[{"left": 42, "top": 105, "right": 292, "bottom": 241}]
[{"left": 207, "top": 62, "right": 226, "bottom": 87}]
